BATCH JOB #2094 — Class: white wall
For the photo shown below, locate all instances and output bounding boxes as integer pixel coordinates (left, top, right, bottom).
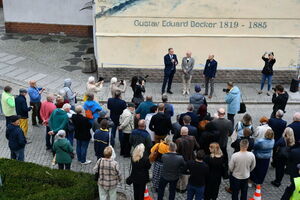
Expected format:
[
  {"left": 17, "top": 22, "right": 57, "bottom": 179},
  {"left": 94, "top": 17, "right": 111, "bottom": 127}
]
[{"left": 3, "top": 0, "right": 92, "bottom": 25}]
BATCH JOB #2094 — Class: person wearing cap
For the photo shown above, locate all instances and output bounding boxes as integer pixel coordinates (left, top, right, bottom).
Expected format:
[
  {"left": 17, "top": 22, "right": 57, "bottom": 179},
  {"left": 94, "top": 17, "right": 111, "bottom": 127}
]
[
  {"left": 1, "top": 86, "right": 16, "bottom": 126},
  {"left": 189, "top": 85, "right": 207, "bottom": 115},
  {"left": 5, "top": 115, "right": 27, "bottom": 161},
  {"left": 119, "top": 102, "right": 135, "bottom": 157},
  {"left": 15, "top": 88, "right": 32, "bottom": 137},
  {"left": 52, "top": 130, "right": 73, "bottom": 170},
  {"left": 181, "top": 51, "right": 195, "bottom": 95},
  {"left": 203, "top": 54, "right": 217, "bottom": 99},
  {"left": 28, "top": 80, "right": 45, "bottom": 126}
]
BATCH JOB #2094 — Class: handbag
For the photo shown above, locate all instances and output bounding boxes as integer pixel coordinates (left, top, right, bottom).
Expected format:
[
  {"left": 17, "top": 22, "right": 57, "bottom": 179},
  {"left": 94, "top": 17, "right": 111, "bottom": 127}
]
[
  {"left": 125, "top": 162, "right": 133, "bottom": 185},
  {"left": 94, "top": 158, "right": 102, "bottom": 181},
  {"left": 149, "top": 143, "right": 160, "bottom": 163},
  {"left": 59, "top": 146, "right": 75, "bottom": 159},
  {"left": 238, "top": 95, "right": 246, "bottom": 114}
]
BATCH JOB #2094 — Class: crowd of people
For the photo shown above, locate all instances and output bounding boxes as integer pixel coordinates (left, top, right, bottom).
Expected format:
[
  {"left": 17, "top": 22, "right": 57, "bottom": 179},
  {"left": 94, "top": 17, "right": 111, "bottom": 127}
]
[{"left": 1, "top": 63, "right": 299, "bottom": 200}]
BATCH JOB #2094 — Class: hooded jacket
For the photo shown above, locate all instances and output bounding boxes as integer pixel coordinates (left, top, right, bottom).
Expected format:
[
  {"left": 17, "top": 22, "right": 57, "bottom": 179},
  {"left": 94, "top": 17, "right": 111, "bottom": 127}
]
[
  {"left": 225, "top": 86, "right": 241, "bottom": 114},
  {"left": 83, "top": 100, "right": 103, "bottom": 124},
  {"left": 53, "top": 138, "right": 73, "bottom": 164},
  {"left": 63, "top": 79, "right": 76, "bottom": 106},
  {"left": 189, "top": 93, "right": 207, "bottom": 114},
  {"left": 49, "top": 108, "right": 69, "bottom": 133},
  {"left": 6, "top": 124, "right": 27, "bottom": 151}
]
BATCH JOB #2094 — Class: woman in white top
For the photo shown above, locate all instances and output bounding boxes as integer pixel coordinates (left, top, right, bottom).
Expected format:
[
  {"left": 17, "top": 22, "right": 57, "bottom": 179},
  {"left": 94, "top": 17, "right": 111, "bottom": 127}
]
[
  {"left": 253, "top": 116, "right": 272, "bottom": 139},
  {"left": 86, "top": 76, "right": 103, "bottom": 101},
  {"left": 110, "top": 77, "right": 127, "bottom": 98}
]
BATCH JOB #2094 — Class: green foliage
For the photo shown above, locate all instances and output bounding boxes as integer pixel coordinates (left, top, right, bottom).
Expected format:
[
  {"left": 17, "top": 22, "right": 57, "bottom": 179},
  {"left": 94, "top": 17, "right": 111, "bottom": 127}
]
[{"left": 0, "top": 158, "right": 97, "bottom": 200}]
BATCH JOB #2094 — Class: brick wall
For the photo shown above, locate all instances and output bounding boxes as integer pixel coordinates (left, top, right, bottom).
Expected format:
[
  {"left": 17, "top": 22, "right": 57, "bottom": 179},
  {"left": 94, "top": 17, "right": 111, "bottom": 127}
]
[
  {"left": 98, "top": 68, "right": 297, "bottom": 84},
  {"left": 5, "top": 22, "right": 93, "bottom": 37}
]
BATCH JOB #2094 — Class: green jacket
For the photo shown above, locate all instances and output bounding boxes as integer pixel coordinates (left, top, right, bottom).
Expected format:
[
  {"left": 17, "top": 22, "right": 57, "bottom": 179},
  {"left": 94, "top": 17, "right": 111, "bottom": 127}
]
[
  {"left": 290, "top": 177, "right": 300, "bottom": 200},
  {"left": 53, "top": 138, "right": 73, "bottom": 164},
  {"left": 1, "top": 91, "right": 16, "bottom": 116},
  {"left": 49, "top": 109, "right": 68, "bottom": 133}
]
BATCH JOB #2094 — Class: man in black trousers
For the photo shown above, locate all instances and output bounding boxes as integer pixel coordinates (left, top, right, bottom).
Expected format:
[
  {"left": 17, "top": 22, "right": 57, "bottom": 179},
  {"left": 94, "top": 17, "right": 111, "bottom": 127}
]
[{"left": 162, "top": 48, "right": 178, "bottom": 94}]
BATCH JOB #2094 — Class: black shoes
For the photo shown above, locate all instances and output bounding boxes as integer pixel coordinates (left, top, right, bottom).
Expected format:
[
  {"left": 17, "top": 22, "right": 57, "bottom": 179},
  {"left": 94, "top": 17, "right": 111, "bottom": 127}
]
[
  {"left": 167, "top": 90, "right": 173, "bottom": 94},
  {"left": 271, "top": 180, "right": 281, "bottom": 187}
]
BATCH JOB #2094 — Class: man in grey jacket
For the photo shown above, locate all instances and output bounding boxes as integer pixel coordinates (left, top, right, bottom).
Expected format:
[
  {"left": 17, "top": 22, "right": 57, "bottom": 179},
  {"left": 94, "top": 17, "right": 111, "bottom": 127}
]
[
  {"left": 158, "top": 142, "right": 185, "bottom": 200},
  {"left": 181, "top": 51, "right": 195, "bottom": 95}
]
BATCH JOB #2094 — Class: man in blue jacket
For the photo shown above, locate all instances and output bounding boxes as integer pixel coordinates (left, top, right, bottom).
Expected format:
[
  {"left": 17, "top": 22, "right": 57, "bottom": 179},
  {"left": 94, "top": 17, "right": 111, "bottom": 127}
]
[
  {"left": 6, "top": 115, "right": 27, "bottom": 161},
  {"left": 15, "top": 88, "right": 32, "bottom": 138},
  {"left": 225, "top": 82, "right": 241, "bottom": 127},
  {"left": 203, "top": 55, "right": 217, "bottom": 99},
  {"left": 162, "top": 48, "right": 178, "bottom": 94},
  {"left": 28, "top": 80, "right": 45, "bottom": 126}
]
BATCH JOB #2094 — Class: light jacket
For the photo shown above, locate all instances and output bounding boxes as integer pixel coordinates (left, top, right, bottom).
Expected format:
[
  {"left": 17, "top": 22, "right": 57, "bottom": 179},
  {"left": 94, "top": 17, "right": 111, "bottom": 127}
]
[
  {"left": 40, "top": 101, "right": 56, "bottom": 125},
  {"left": 253, "top": 138, "right": 274, "bottom": 159},
  {"left": 253, "top": 124, "right": 272, "bottom": 140},
  {"left": 1, "top": 91, "right": 16, "bottom": 117},
  {"left": 225, "top": 86, "right": 241, "bottom": 114},
  {"left": 28, "top": 86, "right": 42, "bottom": 103},
  {"left": 63, "top": 79, "right": 76, "bottom": 106},
  {"left": 119, "top": 108, "right": 134, "bottom": 134},
  {"left": 290, "top": 176, "right": 300, "bottom": 199}
]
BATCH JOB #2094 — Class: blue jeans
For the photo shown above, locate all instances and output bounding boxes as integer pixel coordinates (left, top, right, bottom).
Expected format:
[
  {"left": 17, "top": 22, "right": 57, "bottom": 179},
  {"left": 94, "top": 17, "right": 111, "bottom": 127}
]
[
  {"left": 67, "top": 131, "right": 74, "bottom": 146},
  {"left": 11, "top": 148, "right": 25, "bottom": 161},
  {"left": 110, "top": 124, "right": 118, "bottom": 147},
  {"left": 76, "top": 140, "right": 89, "bottom": 163},
  {"left": 45, "top": 126, "right": 54, "bottom": 149},
  {"left": 158, "top": 177, "right": 178, "bottom": 200},
  {"left": 187, "top": 184, "right": 205, "bottom": 200},
  {"left": 260, "top": 74, "right": 273, "bottom": 91}
]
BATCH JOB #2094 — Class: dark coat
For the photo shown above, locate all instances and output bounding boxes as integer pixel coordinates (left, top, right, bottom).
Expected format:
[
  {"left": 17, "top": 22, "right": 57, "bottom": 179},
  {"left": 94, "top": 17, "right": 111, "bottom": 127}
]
[
  {"left": 199, "top": 123, "right": 220, "bottom": 155},
  {"left": 203, "top": 59, "right": 217, "bottom": 78},
  {"left": 149, "top": 112, "right": 172, "bottom": 136},
  {"left": 6, "top": 124, "right": 26, "bottom": 151},
  {"left": 71, "top": 114, "right": 92, "bottom": 141},
  {"left": 94, "top": 129, "right": 114, "bottom": 158},
  {"left": 231, "top": 136, "right": 254, "bottom": 153},
  {"left": 173, "top": 124, "right": 198, "bottom": 142},
  {"left": 286, "top": 144, "right": 300, "bottom": 178},
  {"left": 176, "top": 135, "right": 200, "bottom": 161},
  {"left": 179, "top": 112, "right": 199, "bottom": 127},
  {"left": 130, "top": 129, "right": 152, "bottom": 153},
  {"left": 261, "top": 57, "right": 276, "bottom": 75},
  {"left": 272, "top": 92, "right": 289, "bottom": 113},
  {"left": 15, "top": 95, "right": 32, "bottom": 118},
  {"left": 130, "top": 156, "right": 151, "bottom": 184},
  {"left": 268, "top": 117, "right": 287, "bottom": 141},
  {"left": 288, "top": 122, "right": 300, "bottom": 143},
  {"left": 164, "top": 54, "right": 178, "bottom": 75},
  {"left": 107, "top": 97, "right": 127, "bottom": 126}
]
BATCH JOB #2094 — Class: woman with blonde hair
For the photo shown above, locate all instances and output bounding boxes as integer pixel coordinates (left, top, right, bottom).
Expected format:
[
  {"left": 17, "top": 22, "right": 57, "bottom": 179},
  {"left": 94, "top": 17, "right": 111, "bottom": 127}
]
[
  {"left": 150, "top": 135, "right": 172, "bottom": 192},
  {"left": 204, "top": 142, "right": 225, "bottom": 200},
  {"left": 129, "top": 143, "right": 151, "bottom": 200},
  {"left": 271, "top": 127, "right": 295, "bottom": 187}
]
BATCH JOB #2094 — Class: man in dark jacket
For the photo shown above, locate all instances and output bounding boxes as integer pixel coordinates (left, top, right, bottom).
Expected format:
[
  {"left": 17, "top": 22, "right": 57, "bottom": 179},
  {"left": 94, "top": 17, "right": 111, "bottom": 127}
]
[
  {"left": 6, "top": 115, "right": 27, "bottom": 161},
  {"left": 71, "top": 105, "right": 92, "bottom": 165},
  {"left": 15, "top": 88, "right": 32, "bottom": 138},
  {"left": 130, "top": 120, "right": 152, "bottom": 153},
  {"left": 173, "top": 115, "right": 197, "bottom": 141},
  {"left": 107, "top": 90, "right": 127, "bottom": 143},
  {"left": 189, "top": 84, "right": 207, "bottom": 115},
  {"left": 179, "top": 104, "right": 198, "bottom": 127},
  {"left": 158, "top": 142, "right": 185, "bottom": 200},
  {"left": 161, "top": 48, "right": 178, "bottom": 94},
  {"left": 269, "top": 110, "right": 287, "bottom": 142},
  {"left": 149, "top": 103, "right": 172, "bottom": 143},
  {"left": 203, "top": 55, "right": 217, "bottom": 99},
  {"left": 271, "top": 85, "right": 289, "bottom": 118},
  {"left": 288, "top": 112, "right": 300, "bottom": 143}
]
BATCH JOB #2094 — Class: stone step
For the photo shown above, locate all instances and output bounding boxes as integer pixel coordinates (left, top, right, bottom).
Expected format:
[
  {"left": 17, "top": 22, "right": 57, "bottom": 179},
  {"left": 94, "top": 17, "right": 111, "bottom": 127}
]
[{"left": 6, "top": 57, "right": 26, "bottom": 65}]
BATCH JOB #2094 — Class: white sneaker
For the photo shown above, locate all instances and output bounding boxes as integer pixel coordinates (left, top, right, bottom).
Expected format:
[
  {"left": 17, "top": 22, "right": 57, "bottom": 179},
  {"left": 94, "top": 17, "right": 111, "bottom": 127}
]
[
  {"left": 248, "top": 183, "right": 253, "bottom": 188},
  {"left": 81, "top": 160, "right": 92, "bottom": 165}
]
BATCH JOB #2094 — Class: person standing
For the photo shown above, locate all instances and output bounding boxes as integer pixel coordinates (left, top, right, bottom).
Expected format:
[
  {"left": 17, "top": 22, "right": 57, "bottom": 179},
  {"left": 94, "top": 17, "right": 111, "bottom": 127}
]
[
  {"left": 229, "top": 139, "right": 256, "bottom": 200},
  {"left": 161, "top": 48, "right": 178, "bottom": 94},
  {"left": 288, "top": 112, "right": 300, "bottom": 143},
  {"left": 269, "top": 110, "right": 287, "bottom": 142},
  {"left": 179, "top": 104, "right": 199, "bottom": 127},
  {"left": 94, "top": 146, "right": 122, "bottom": 200},
  {"left": 130, "top": 120, "right": 152, "bottom": 154},
  {"left": 1, "top": 86, "right": 16, "bottom": 126},
  {"left": 149, "top": 103, "right": 172, "bottom": 143},
  {"left": 110, "top": 77, "right": 127, "bottom": 98},
  {"left": 181, "top": 51, "right": 195, "bottom": 95},
  {"left": 145, "top": 105, "right": 158, "bottom": 143},
  {"left": 119, "top": 103, "right": 135, "bottom": 157},
  {"left": 48, "top": 104, "right": 70, "bottom": 141},
  {"left": 225, "top": 82, "right": 241, "bottom": 127},
  {"left": 86, "top": 76, "right": 103, "bottom": 101},
  {"left": 28, "top": 80, "right": 45, "bottom": 126},
  {"left": 71, "top": 105, "right": 92, "bottom": 165},
  {"left": 136, "top": 96, "right": 156, "bottom": 120},
  {"left": 62, "top": 78, "right": 77, "bottom": 110},
  {"left": 15, "top": 89, "right": 32, "bottom": 137},
  {"left": 40, "top": 94, "right": 57, "bottom": 150},
  {"left": 84, "top": 93, "right": 103, "bottom": 124},
  {"left": 162, "top": 94, "right": 174, "bottom": 119},
  {"left": 94, "top": 119, "right": 114, "bottom": 160},
  {"left": 258, "top": 52, "right": 276, "bottom": 96},
  {"left": 189, "top": 84, "right": 207, "bottom": 115},
  {"left": 271, "top": 85, "right": 289, "bottom": 118},
  {"left": 203, "top": 55, "right": 217, "bottom": 99},
  {"left": 5, "top": 115, "right": 27, "bottom": 161},
  {"left": 253, "top": 116, "right": 272, "bottom": 139},
  {"left": 130, "top": 144, "right": 151, "bottom": 200},
  {"left": 131, "top": 76, "right": 146, "bottom": 108},
  {"left": 52, "top": 130, "right": 73, "bottom": 170},
  {"left": 158, "top": 142, "right": 185, "bottom": 200}
]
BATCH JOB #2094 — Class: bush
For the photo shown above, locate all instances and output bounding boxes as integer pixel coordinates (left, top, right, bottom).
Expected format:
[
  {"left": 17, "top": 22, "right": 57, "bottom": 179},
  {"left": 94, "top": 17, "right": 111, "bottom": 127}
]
[{"left": 0, "top": 158, "right": 97, "bottom": 200}]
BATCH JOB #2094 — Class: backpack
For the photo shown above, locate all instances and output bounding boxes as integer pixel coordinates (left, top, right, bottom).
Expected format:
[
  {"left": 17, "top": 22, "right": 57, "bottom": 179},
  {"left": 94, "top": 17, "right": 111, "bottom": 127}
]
[{"left": 85, "top": 106, "right": 93, "bottom": 119}]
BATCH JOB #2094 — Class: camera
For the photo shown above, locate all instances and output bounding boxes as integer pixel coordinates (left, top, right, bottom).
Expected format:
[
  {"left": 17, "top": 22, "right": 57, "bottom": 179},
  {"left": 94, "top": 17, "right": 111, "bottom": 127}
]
[
  {"left": 98, "top": 77, "right": 104, "bottom": 82},
  {"left": 223, "top": 88, "right": 230, "bottom": 93},
  {"left": 120, "top": 80, "right": 124, "bottom": 85},
  {"left": 272, "top": 87, "right": 276, "bottom": 92}
]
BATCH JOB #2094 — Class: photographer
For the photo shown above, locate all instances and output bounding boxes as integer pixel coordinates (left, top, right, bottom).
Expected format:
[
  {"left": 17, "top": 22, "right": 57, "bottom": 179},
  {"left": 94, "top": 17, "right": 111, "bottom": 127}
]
[
  {"left": 110, "top": 77, "right": 127, "bottom": 98},
  {"left": 271, "top": 85, "right": 289, "bottom": 118},
  {"left": 131, "top": 76, "right": 146, "bottom": 108},
  {"left": 224, "top": 82, "right": 241, "bottom": 127},
  {"left": 86, "top": 76, "right": 103, "bottom": 102},
  {"left": 258, "top": 52, "right": 276, "bottom": 96}
]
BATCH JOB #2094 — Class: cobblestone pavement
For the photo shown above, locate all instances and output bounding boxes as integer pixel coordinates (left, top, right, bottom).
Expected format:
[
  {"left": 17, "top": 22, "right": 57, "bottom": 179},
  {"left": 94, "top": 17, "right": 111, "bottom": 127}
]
[{"left": 0, "top": 101, "right": 298, "bottom": 199}]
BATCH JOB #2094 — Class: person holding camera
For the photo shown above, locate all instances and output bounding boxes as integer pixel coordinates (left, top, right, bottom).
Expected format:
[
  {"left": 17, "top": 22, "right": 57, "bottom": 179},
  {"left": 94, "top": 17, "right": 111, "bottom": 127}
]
[
  {"left": 110, "top": 77, "right": 127, "bottom": 98},
  {"left": 224, "top": 82, "right": 241, "bottom": 127},
  {"left": 86, "top": 76, "right": 103, "bottom": 102},
  {"left": 271, "top": 85, "right": 289, "bottom": 118},
  {"left": 131, "top": 76, "right": 146, "bottom": 108},
  {"left": 162, "top": 48, "right": 178, "bottom": 95},
  {"left": 181, "top": 51, "right": 195, "bottom": 95},
  {"left": 258, "top": 52, "right": 276, "bottom": 96}
]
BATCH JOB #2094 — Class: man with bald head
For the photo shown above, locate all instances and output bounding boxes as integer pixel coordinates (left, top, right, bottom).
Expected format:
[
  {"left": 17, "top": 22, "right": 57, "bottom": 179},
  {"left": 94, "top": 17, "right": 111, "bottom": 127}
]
[
  {"left": 288, "top": 112, "right": 300, "bottom": 143},
  {"left": 203, "top": 54, "right": 218, "bottom": 99},
  {"left": 28, "top": 80, "right": 45, "bottom": 126},
  {"left": 130, "top": 119, "right": 152, "bottom": 153},
  {"left": 181, "top": 51, "right": 195, "bottom": 95}
]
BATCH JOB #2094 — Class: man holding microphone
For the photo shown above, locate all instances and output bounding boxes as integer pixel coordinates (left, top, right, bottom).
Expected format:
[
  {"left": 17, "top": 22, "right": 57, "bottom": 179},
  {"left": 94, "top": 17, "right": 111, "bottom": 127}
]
[{"left": 162, "top": 48, "right": 178, "bottom": 95}]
